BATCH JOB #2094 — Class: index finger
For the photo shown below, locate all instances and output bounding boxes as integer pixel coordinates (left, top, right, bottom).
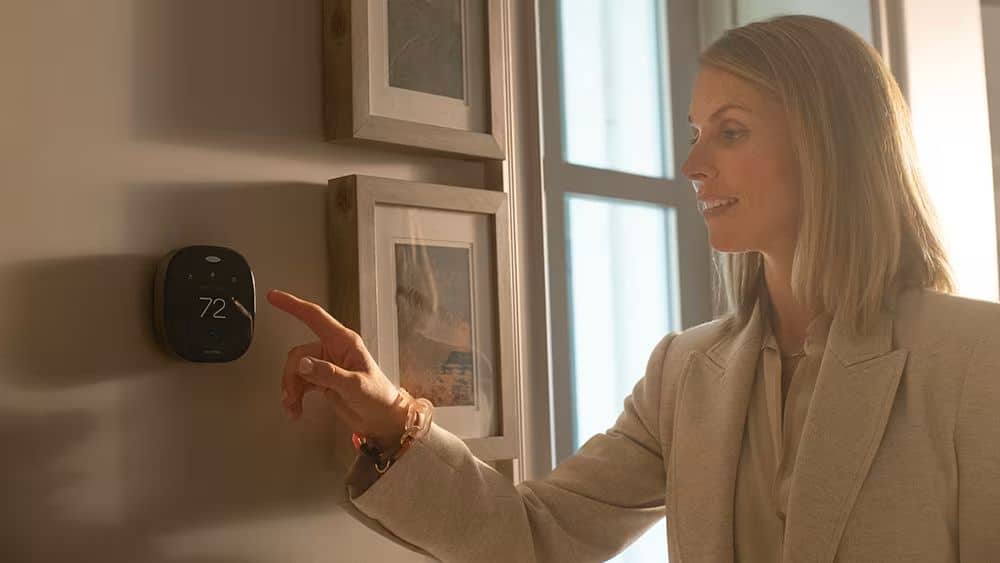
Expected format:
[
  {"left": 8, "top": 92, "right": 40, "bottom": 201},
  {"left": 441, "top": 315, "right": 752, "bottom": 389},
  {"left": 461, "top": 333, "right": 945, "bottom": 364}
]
[{"left": 267, "top": 289, "right": 352, "bottom": 343}]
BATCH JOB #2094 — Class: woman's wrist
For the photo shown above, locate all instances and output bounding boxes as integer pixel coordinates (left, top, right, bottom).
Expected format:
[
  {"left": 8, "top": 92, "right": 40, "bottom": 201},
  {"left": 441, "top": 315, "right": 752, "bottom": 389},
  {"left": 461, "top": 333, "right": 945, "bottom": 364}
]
[
  {"left": 351, "top": 387, "right": 434, "bottom": 475},
  {"left": 370, "top": 390, "right": 413, "bottom": 454}
]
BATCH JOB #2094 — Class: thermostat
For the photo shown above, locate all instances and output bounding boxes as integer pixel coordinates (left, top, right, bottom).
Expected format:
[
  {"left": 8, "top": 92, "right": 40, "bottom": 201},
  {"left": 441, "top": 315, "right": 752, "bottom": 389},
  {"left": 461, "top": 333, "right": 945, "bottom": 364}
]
[{"left": 154, "top": 245, "right": 255, "bottom": 362}]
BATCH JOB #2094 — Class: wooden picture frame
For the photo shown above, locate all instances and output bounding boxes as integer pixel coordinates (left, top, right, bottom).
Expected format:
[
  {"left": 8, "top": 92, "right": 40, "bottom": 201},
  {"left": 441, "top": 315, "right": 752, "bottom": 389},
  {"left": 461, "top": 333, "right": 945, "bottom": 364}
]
[
  {"left": 327, "top": 174, "right": 517, "bottom": 460},
  {"left": 323, "top": 0, "right": 508, "bottom": 160}
]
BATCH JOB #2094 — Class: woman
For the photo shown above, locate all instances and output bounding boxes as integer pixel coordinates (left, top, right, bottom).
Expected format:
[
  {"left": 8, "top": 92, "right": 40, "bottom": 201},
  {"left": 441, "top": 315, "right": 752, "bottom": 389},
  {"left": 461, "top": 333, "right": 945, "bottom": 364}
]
[{"left": 269, "top": 15, "right": 1000, "bottom": 562}]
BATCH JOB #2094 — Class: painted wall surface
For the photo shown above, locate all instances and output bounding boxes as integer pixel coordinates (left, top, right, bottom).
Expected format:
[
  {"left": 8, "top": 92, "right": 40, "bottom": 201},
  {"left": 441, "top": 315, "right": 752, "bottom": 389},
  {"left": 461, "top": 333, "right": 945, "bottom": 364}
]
[
  {"left": 980, "top": 3, "right": 1000, "bottom": 270},
  {"left": 0, "top": 1, "right": 535, "bottom": 561},
  {"left": 896, "top": 0, "right": 998, "bottom": 301}
]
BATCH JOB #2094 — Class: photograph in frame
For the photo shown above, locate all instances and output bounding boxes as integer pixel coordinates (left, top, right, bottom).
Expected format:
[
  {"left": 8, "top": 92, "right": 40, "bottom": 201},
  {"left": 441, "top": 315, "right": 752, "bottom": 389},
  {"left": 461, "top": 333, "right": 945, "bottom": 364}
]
[
  {"left": 394, "top": 242, "right": 476, "bottom": 406},
  {"left": 327, "top": 174, "right": 517, "bottom": 459},
  {"left": 377, "top": 205, "right": 499, "bottom": 439},
  {"left": 387, "top": 0, "right": 465, "bottom": 100},
  {"left": 322, "top": 0, "right": 507, "bottom": 159}
]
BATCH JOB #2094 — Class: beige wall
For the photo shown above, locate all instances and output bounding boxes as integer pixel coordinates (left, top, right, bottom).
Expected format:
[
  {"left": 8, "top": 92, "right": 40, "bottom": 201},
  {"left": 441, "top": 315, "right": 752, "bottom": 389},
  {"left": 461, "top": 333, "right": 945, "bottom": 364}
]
[
  {"left": 892, "top": 0, "right": 998, "bottom": 301},
  {"left": 0, "top": 1, "right": 543, "bottom": 561},
  {"left": 982, "top": 2, "right": 1000, "bottom": 278}
]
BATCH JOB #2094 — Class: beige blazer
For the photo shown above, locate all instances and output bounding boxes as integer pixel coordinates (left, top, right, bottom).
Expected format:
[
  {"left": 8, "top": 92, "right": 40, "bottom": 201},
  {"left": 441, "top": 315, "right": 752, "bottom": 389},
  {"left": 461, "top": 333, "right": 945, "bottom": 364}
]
[{"left": 344, "top": 288, "right": 1000, "bottom": 562}]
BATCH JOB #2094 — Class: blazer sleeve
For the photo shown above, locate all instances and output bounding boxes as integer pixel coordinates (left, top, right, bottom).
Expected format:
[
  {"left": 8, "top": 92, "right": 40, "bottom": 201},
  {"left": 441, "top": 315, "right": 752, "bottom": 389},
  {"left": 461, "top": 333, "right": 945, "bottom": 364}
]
[
  {"left": 955, "top": 333, "right": 1000, "bottom": 560},
  {"left": 341, "top": 332, "right": 679, "bottom": 563}
]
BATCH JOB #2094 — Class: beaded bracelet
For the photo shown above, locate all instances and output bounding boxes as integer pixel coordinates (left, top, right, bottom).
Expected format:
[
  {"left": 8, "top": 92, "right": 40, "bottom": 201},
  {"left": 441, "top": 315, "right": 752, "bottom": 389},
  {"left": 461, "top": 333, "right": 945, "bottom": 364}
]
[{"left": 351, "top": 387, "right": 434, "bottom": 475}]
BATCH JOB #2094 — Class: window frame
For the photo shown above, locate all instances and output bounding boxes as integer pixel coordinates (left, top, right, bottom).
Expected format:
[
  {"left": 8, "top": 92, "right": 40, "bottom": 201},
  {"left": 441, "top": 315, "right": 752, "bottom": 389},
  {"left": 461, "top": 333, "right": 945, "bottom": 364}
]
[{"left": 537, "top": 0, "right": 714, "bottom": 465}]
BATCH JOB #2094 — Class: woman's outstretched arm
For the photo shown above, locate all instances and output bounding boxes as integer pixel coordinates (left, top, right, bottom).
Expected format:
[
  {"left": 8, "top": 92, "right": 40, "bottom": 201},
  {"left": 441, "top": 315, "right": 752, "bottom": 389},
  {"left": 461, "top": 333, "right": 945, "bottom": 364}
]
[{"left": 344, "top": 332, "right": 678, "bottom": 563}]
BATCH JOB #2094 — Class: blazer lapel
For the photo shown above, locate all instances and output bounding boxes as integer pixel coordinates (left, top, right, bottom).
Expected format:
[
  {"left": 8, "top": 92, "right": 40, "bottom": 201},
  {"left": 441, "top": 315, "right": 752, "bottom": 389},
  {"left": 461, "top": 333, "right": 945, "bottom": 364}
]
[
  {"left": 780, "top": 294, "right": 908, "bottom": 563},
  {"left": 670, "top": 297, "right": 766, "bottom": 563}
]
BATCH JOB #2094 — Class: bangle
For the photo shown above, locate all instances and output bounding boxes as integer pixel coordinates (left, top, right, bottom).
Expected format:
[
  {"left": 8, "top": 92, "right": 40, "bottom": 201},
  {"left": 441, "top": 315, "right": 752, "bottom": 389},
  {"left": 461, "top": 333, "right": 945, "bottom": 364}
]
[
  {"left": 398, "top": 387, "right": 434, "bottom": 443},
  {"left": 351, "top": 387, "right": 434, "bottom": 475}
]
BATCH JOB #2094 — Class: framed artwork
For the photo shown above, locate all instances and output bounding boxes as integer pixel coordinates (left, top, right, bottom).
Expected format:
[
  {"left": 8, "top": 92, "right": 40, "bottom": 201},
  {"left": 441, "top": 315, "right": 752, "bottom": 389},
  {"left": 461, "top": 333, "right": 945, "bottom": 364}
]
[
  {"left": 322, "top": 0, "right": 508, "bottom": 160},
  {"left": 327, "top": 174, "right": 517, "bottom": 460}
]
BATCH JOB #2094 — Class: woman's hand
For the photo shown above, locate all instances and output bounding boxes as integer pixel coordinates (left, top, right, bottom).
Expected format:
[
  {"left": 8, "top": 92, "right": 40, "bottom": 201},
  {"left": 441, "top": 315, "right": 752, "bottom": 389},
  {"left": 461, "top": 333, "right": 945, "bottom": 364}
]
[{"left": 267, "top": 289, "right": 409, "bottom": 450}]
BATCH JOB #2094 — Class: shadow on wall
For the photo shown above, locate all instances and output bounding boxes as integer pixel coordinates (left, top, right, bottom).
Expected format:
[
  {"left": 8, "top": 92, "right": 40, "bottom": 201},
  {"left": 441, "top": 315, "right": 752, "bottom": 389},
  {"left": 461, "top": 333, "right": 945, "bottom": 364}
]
[
  {"left": 0, "top": 254, "right": 165, "bottom": 386},
  {"left": 0, "top": 183, "right": 328, "bottom": 387},
  {"left": 130, "top": 0, "right": 325, "bottom": 156},
  {"left": 0, "top": 183, "right": 364, "bottom": 562},
  {"left": 129, "top": 0, "right": 490, "bottom": 172}
]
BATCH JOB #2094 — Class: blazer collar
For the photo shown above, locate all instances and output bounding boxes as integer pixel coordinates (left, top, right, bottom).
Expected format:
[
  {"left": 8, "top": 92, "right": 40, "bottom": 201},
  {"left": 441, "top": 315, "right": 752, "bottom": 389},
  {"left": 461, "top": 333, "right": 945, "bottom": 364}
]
[
  {"left": 702, "top": 292, "right": 765, "bottom": 372},
  {"left": 671, "top": 289, "right": 907, "bottom": 563},
  {"left": 825, "top": 288, "right": 899, "bottom": 365},
  {"left": 705, "top": 288, "right": 900, "bottom": 369}
]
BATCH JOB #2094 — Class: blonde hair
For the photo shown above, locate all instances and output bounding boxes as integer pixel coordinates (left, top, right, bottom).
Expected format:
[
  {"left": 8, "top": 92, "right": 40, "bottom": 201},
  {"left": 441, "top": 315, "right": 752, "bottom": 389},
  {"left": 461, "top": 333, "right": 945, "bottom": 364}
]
[{"left": 700, "top": 15, "right": 954, "bottom": 337}]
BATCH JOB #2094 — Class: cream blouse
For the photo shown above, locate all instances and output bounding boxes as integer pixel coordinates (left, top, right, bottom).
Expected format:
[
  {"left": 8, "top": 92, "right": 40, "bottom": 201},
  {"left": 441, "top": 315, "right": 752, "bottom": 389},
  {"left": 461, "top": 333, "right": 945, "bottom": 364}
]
[{"left": 733, "top": 292, "right": 833, "bottom": 562}]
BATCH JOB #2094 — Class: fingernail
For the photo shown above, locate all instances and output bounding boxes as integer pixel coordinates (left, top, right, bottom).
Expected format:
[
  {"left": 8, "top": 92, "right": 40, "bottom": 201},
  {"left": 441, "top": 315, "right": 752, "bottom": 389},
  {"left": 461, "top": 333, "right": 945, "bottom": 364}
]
[{"left": 299, "top": 357, "right": 314, "bottom": 374}]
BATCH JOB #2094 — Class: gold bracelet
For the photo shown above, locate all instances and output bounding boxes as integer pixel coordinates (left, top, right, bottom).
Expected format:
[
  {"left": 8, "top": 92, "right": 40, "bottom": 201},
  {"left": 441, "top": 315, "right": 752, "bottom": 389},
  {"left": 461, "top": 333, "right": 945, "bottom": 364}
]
[
  {"left": 371, "top": 387, "right": 434, "bottom": 474},
  {"left": 397, "top": 387, "right": 434, "bottom": 442}
]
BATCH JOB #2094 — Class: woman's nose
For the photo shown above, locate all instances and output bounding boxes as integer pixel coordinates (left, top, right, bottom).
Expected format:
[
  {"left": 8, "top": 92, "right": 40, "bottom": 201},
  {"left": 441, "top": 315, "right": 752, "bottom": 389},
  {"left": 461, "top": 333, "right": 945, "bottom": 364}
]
[{"left": 681, "top": 154, "right": 710, "bottom": 184}]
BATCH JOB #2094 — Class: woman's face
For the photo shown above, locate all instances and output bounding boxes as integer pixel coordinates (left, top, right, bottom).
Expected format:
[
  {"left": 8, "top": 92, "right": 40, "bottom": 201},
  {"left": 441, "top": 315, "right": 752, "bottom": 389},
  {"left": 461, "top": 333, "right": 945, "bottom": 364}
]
[{"left": 682, "top": 66, "right": 801, "bottom": 256}]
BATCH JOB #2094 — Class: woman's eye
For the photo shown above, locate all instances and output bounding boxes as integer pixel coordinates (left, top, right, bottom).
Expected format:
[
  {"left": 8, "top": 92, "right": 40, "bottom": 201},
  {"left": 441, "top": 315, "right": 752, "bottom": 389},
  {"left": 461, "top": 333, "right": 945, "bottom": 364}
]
[
  {"left": 689, "top": 128, "right": 744, "bottom": 146},
  {"left": 723, "top": 129, "right": 745, "bottom": 141}
]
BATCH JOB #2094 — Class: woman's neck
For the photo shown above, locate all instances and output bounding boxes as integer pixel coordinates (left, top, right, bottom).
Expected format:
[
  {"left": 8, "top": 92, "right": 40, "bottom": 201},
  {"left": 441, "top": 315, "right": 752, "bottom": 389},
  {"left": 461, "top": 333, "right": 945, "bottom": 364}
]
[{"left": 762, "top": 252, "right": 814, "bottom": 354}]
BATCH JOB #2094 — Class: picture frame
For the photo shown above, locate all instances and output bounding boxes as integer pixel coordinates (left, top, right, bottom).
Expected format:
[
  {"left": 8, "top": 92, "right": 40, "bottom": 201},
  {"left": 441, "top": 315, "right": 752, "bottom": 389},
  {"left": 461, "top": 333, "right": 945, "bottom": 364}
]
[
  {"left": 322, "top": 0, "right": 508, "bottom": 161},
  {"left": 327, "top": 174, "right": 517, "bottom": 460}
]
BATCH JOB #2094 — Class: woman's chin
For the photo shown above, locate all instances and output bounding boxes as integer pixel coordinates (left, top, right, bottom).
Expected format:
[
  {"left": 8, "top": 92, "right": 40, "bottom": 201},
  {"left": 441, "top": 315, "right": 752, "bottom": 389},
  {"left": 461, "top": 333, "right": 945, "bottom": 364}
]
[
  {"left": 707, "top": 235, "right": 735, "bottom": 252},
  {"left": 707, "top": 235, "right": 750, "bottom": 254}
]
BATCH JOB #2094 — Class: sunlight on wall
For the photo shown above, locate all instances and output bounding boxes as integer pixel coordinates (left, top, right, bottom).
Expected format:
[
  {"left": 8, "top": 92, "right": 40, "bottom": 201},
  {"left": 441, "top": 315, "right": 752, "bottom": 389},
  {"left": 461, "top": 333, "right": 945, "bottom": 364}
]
[{"left": 902, "top": 0, "right": 999, "bottom": 302}]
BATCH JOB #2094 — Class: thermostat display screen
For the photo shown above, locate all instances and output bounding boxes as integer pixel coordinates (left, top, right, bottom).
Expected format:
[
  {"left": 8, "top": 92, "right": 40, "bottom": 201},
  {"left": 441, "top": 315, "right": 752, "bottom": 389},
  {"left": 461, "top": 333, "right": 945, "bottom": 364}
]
[{"left": 155, "top": 246, "right": 255, "bottom": 362}]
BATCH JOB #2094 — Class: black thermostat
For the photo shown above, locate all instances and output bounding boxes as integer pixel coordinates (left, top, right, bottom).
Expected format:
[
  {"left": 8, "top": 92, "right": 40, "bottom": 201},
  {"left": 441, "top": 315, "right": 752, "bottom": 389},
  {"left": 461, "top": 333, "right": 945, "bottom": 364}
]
[{"left": 154, "top": 245, "right": 255, "bottom": 362}]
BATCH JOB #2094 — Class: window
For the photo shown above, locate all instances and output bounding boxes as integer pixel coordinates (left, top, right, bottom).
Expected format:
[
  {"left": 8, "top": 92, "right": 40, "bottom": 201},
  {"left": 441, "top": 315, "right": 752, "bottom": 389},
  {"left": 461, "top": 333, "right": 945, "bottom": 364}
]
[{"left": 537, "top": 1, "right": 712, "bottom": 560}]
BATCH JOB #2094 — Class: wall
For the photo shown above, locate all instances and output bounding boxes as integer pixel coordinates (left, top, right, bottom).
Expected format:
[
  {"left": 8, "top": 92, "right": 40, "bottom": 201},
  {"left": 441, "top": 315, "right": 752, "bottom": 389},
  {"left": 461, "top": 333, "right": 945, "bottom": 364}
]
[
  {"left": 0, "top": 1, "right": 541, "bottom": 561},
  {"left": 981, "top": 1, "right": 1000, "bottom": 284},
  {"left": 892, "top": 0, "right": 998, "bottom": 300}
]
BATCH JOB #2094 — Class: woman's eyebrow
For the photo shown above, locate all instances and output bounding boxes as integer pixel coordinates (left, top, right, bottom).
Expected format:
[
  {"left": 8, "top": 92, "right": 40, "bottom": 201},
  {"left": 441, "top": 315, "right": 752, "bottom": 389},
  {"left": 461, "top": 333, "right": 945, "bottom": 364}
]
[{"left": 687, "top": 103, "right": 752, "bottom": 124}]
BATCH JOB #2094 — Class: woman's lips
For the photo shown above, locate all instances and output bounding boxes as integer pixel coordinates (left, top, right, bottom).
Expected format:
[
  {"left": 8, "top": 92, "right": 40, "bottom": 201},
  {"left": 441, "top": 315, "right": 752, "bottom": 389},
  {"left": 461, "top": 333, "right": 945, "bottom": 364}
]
[{"left": 700, "top": 199, "right": 738, "bottom": 217}]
